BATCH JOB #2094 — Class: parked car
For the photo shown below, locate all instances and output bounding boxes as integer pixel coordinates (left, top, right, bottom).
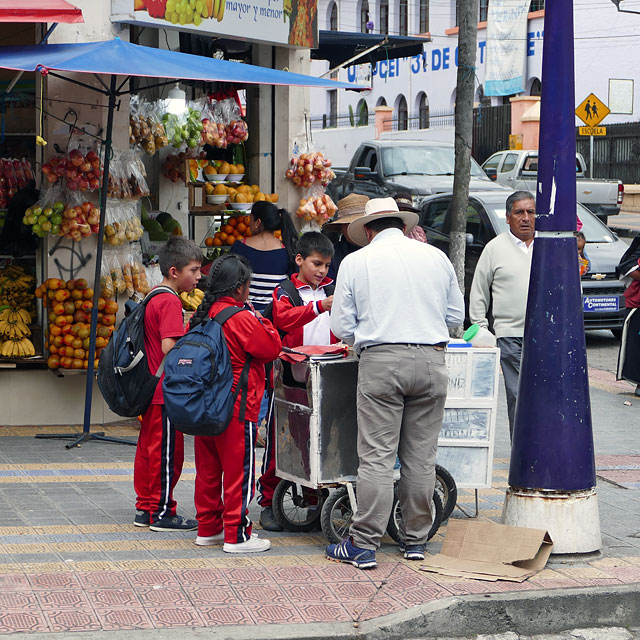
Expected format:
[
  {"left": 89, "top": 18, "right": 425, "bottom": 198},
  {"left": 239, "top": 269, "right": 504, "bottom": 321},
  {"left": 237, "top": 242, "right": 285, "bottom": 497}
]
[
  {"left": 481, "top": 150, "right": 623, "bottom": 224},
  {"left": 327, "top": 140, "right": 508, "bottom": 204},
  {"left": 418, "top": 191, "right": 628, "bottom": 336}
]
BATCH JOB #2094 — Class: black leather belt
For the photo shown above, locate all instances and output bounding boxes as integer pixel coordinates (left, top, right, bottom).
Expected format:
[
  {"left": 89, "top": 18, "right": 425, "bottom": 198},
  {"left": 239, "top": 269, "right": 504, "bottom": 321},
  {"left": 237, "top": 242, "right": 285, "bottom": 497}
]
[{"left": 360, "top": 342, "right": 447, "bottom": 352}]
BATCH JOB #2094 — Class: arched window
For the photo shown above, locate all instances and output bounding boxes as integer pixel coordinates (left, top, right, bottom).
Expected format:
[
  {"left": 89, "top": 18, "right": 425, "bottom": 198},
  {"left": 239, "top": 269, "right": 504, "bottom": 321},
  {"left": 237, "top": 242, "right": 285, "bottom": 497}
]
[
  {"left": 398, "top": 0, "right": 408, "bottom": 35},
  {"left": 379, "top": 0, "right": 389, "bottom": 34},
  {"left": 419, "top": 0, "right": 429, "bottom": 32},
  {"left": 359, "top": 0, "right": 370, "bottom": 32},
  {"left": 530, "top": 77, "right": 541, "bottom": 96},
  {"left": 376, "top": 96, "right": 387, "bottom": 107},
  {"left": 396, "top": 94, "right": 408, "bottom": 130},
  {"left": 356, "top": 99, "right": 369, "bottom": 126},
  {"left": 329, "top": 1, "right": 338, "bottom": 30},
  {"left": 417, "top": 92, "right": 429, "bottom": 129}
]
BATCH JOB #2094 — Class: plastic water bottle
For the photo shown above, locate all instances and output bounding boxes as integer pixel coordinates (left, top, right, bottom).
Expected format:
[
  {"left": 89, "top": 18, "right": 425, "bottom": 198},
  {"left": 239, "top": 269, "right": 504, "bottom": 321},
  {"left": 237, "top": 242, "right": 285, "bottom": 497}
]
[{"left": 463, "top": 324, "right": 497, "bottom": 347}]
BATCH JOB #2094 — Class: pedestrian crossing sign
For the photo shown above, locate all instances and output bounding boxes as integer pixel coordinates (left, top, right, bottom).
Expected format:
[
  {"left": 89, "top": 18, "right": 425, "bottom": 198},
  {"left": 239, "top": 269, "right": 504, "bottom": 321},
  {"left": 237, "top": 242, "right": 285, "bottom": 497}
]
[{"left": 576, "top": 93, "right": 610, "bottom": 127}]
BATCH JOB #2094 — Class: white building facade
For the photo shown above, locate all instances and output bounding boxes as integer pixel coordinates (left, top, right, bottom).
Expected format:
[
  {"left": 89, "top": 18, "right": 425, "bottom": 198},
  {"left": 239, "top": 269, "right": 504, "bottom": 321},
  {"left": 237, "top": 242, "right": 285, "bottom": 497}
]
[{"left": 309, "top": 0, "right": 640, "bottom": 164}]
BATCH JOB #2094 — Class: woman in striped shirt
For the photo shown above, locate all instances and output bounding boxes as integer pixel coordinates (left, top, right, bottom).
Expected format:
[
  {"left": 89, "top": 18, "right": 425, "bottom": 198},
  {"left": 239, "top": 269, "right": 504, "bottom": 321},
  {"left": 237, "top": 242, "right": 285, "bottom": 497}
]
[{"left": 230, "top": 201, "right": 298, "bottom": 312}]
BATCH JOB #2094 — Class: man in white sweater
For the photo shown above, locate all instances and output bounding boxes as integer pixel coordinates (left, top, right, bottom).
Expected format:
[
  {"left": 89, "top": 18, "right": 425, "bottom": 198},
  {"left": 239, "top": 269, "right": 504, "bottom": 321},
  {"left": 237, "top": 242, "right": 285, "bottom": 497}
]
[{"left": 469, "top": 191, "right": 535, "bottom": 440}]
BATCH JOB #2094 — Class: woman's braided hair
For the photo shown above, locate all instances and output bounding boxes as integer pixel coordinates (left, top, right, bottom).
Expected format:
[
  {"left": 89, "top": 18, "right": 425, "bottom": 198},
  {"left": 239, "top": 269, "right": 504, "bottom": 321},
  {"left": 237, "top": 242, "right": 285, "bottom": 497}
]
[{"left": 189, "top": 253, "right": 253, "bottom": 330}]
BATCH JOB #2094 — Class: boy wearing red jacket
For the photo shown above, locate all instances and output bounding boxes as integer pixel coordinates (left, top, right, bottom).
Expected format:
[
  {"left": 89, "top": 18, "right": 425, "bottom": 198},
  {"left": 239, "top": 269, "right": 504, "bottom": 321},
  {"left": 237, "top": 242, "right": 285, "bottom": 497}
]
[
  {"left": 135, "top": 237, "right": 202, "bottom": 532},
  {"left": 258, "top": 232, "right": 337, "bottom": 531}
]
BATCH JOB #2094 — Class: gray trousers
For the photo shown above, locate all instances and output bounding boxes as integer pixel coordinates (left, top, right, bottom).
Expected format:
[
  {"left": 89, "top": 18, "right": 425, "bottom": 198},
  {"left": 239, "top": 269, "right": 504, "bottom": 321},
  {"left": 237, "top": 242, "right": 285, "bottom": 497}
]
[
  {"left": 496, "top": 336, "right": 523, "bottom": 440},
  {"left": 350, "top": 344, "right": 448, "bottom": 550}
]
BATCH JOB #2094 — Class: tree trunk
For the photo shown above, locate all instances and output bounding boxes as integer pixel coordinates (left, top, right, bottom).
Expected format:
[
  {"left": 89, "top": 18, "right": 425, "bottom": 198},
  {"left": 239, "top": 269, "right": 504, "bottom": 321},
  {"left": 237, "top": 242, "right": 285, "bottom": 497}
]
[{"left": 449, "top": 0, "right": 478, "bottom": 336}]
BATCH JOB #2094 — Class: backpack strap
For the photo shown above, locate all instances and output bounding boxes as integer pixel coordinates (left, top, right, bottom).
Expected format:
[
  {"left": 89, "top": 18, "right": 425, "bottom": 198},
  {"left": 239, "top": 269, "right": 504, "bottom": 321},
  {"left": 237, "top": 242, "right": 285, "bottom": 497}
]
[
  {"left": 143, "top": 286, "right": 180, "bottom": 377},
  {"left": 213, "top": 306, "right": 254, "bottom": 423},
  {"left": 278, "top": 279, "right": 303, "bottom": 307}
]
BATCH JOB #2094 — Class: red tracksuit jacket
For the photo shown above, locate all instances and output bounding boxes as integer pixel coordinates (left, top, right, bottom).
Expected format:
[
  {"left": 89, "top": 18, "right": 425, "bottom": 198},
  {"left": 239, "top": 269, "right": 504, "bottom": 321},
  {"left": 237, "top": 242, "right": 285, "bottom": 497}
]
[
  {"left": 270, "top": 274, "right": 338, "bottom": 349},
  {"left": 208, "top": 297, "right": 282, "bottom": 423}
]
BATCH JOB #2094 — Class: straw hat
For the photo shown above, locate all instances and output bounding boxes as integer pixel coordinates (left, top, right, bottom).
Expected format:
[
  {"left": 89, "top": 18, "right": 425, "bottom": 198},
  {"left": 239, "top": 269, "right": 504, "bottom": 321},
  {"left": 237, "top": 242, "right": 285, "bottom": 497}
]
[
  {"left": 322, "top": 193, "right": 369, "bottom": 230},
  {"left": 347, "top": 197, "right": 418, "bottom": 247}
]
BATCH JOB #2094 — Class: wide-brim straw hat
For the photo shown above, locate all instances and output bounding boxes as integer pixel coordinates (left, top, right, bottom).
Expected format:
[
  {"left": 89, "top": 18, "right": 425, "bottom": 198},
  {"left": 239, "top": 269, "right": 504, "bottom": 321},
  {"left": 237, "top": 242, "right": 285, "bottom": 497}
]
[
  {"left": 323, "top": 193, "right": 369, "bottom": 229},
  {"left": 393, "top": 191, "right": 420, "bottom": 213},
  {"left": 348, "top": 197, "right": 418, "bottom": 247}
]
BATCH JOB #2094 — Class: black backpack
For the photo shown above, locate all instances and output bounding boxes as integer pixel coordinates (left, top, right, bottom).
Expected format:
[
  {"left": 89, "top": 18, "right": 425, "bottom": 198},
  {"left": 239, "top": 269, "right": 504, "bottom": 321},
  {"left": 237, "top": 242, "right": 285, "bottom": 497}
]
[
  {"left": 97, "top": 286, "right": 178, "bottom": 417},
  {"left": 263, "top": 279, "right": 335, "bottom": 328}
]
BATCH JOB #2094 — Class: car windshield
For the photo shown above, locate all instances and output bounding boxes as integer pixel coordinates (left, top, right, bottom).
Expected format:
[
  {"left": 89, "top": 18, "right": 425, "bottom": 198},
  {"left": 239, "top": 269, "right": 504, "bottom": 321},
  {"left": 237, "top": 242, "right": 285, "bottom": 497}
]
[
  {"left": 382, "top": 146, "right": 487, "bottom": 178},
  {"left": 489, "top": 203, "right": 616, "bottom": 243}
]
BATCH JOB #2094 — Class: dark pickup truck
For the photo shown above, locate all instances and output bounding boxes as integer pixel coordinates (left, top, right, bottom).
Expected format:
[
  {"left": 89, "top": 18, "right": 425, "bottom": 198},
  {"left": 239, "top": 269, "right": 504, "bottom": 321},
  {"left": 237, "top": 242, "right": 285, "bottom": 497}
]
[{"left": 327, "top": 139, "right": 508, "bottom": 205}]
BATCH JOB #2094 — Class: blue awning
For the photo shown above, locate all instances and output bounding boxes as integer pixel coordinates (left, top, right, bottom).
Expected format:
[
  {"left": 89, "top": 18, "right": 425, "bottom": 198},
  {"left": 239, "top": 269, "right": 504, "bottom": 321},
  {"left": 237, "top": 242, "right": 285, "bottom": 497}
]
[
  {"left": 312, "top": 30, "right": 429, "bottom": 69},
  {"left": 0, "top": 38, "right": 364, "bottom": 90}
]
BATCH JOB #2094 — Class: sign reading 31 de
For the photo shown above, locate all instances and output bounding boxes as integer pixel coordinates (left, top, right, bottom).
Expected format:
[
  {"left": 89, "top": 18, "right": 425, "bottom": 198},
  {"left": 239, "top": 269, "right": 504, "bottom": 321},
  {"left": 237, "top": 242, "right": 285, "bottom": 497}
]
[{"left": 576, "top": 93, "right": 610, "bottom": 127}]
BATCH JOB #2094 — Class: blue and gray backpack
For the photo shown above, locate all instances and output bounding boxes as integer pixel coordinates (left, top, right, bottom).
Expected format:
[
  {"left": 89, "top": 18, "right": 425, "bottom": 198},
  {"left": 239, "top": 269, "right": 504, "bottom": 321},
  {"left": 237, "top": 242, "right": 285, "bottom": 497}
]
[{"left": 162, "top": 307, "right": 252, "bottom": 437}]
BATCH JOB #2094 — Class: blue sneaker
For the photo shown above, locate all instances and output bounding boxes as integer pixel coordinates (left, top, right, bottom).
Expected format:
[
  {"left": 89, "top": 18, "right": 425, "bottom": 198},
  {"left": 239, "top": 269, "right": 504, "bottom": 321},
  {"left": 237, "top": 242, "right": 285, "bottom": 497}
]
[
  {"left": 326, "top": 537, "right": 377, "bottom": 569},
  {"left": 398, "top": 541, "right": 425, "bottom": 561}
]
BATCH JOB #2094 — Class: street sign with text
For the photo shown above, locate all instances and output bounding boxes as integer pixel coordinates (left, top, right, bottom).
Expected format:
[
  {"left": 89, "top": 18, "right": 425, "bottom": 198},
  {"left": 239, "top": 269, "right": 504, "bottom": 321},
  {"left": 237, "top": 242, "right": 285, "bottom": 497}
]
[
  {"left": 576, "top": 93, "right": 610, "bottom": 127},
  {"left": 579, "top": 126, "right": 606, "bottom": 136}
]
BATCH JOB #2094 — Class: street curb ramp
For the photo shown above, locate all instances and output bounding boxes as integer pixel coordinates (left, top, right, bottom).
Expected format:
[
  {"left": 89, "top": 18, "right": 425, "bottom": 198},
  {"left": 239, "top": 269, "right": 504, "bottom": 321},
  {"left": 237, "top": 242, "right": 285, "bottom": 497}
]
[{"left": 1, "top": 584, "right": 638, "bottom": 640}]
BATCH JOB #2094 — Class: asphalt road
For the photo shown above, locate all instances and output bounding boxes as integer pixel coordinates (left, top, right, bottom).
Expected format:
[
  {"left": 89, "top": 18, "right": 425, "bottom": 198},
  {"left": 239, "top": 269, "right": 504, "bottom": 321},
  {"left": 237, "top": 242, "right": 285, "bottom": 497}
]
[{"left": 586, "top": 328, "right": 621, "bottom": 374}]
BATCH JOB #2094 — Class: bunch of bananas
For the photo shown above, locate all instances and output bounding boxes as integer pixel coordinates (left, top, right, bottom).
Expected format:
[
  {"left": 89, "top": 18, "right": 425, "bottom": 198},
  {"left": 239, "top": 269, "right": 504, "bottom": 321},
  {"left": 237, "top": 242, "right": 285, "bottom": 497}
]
[
  {"left": 0, "top": 308, "right": 32, "bottom": 340},
  {"left": 180, "top": 288, "right": 205, "bottom": 312},
  {"left": 0, "top": 337, "right": 36, "bottom": 357},
  {"left": 0, "top": 265, "right": 35, "bottom": 293}
]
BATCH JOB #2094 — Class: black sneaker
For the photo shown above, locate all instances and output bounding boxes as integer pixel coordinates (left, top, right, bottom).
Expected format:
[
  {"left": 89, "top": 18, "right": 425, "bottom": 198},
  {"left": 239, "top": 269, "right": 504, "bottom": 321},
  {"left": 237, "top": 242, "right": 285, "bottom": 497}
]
[
  {"left": 134, "top": 511, "right": 150, "bottom": 527},
  {"left": 149, "top": 515, "right": 198, "bottom": 532},
  {"left": 259, "top": 507, "right": 283, "bottom": 532},
  {"left": 399, "top": 541, "right": 425, "bottom": 561}
]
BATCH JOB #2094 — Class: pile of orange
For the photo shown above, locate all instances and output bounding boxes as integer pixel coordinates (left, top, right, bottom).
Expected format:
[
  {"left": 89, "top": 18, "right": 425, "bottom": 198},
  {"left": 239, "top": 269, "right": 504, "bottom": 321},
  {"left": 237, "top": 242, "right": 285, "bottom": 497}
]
[{"left": 205, "top": 215, "right": 252, "bottom": 247}]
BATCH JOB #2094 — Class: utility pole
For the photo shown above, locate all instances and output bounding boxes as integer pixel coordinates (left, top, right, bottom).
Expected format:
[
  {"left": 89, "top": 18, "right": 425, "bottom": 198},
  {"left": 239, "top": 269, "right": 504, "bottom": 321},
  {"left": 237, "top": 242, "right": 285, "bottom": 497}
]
[{"left": 449, "top": 0, "right": 478, "bottom": 331}]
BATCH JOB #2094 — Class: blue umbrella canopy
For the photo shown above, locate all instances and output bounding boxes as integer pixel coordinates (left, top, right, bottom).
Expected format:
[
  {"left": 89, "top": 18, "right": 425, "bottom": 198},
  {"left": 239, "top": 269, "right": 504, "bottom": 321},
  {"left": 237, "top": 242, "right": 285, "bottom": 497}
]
[{"left": 0, "top": 37, "right": 361, "bottom": 89}]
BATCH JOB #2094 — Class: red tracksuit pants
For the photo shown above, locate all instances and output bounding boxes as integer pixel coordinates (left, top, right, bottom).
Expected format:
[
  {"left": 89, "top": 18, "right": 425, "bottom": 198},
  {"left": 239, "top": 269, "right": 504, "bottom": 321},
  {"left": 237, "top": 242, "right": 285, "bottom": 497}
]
[
  {"left": 194, "top": 417, "right": 257, "bottom": 544},
  {"left": 134, "top": 404, "right": 184, "bottom": 521}
]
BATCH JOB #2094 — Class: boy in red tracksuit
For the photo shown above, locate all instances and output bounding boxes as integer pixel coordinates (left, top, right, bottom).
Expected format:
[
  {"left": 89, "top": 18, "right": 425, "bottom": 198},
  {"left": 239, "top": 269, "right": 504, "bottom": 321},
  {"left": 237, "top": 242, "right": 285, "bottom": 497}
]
[
  {"left": 135, "top": 236, "right": 203, "bottom": 532},
  {"left": 191, "top": 254, "right": 281, "bottom": 554},
  {"left": 258, "top": 232, "right": 337, "bottom": 531}
]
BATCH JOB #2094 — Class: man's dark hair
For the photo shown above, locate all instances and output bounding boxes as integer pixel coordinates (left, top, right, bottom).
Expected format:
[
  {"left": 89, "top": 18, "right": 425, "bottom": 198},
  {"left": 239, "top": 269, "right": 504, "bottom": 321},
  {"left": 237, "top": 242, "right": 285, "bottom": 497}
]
[
  {"left": 159, "top": 236, "right": 203, "bottom": 276},
  {"left": 296, "top": 231, "right": 335, "bottom": 259},
  {"left": 364, "top": 217, "right": 404, "bottom": 234},
  {"left": 506, "top": 191, "right": 535, "bottom": 216}
]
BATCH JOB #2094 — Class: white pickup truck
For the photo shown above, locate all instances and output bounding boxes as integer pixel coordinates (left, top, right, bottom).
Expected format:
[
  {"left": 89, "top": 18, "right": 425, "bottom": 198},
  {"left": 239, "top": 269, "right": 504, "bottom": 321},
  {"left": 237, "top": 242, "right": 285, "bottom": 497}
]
[{"left": 481, "top": 150, "right": 623, "bottom": 223}]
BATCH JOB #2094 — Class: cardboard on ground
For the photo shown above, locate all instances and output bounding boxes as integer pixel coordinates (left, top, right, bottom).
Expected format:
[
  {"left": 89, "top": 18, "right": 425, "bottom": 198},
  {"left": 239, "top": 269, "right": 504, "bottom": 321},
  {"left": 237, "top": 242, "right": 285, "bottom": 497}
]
[
  {"left": 576, "top": 93, "right": 610, "bottom": 127},
  {"left": 420, "top": 519, "right": 553, "bottom": 582}
]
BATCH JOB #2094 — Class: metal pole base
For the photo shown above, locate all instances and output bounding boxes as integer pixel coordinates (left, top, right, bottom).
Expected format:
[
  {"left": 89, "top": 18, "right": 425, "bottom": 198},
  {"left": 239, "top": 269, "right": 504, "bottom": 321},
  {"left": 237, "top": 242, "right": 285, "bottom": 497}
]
[
  {"left": 502, "top": 487, "right": 601, "bottom": 554},
  {"left": 35, "top": 432, "right": 136, "bottom": 449}
]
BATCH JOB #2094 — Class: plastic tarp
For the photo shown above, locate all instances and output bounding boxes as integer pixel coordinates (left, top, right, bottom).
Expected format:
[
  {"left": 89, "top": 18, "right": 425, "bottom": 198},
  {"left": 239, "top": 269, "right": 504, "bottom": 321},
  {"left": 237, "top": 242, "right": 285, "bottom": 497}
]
[
  {"left": 0, "top": 0, "right": 83, "bottom": 23},
  {"left": 312, "top": 30, "right": 428, "bottom": 69},
  {"left": 0, "top": 38, "right": 363, "bottom": 89}
]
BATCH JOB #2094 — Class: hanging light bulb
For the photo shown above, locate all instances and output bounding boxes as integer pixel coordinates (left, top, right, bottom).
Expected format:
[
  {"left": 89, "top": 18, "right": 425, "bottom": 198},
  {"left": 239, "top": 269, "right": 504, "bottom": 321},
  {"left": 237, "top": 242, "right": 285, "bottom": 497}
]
[{"left": 166, "top": 82, "right": 186, "bottom": 115}]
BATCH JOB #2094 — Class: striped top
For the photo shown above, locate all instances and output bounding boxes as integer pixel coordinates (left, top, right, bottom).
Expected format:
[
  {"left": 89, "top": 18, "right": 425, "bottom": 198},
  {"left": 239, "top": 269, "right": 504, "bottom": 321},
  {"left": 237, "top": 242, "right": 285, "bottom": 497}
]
[{"left": 230, "top": 240, "right": 290, "bottom": 312}]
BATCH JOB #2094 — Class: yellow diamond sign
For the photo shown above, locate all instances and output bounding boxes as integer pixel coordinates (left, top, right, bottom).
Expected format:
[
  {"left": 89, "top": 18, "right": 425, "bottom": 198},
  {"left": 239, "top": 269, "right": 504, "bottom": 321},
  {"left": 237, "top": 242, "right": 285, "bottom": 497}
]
[{"left": 576, "top": 93, "right": 610, "bottom": 127}]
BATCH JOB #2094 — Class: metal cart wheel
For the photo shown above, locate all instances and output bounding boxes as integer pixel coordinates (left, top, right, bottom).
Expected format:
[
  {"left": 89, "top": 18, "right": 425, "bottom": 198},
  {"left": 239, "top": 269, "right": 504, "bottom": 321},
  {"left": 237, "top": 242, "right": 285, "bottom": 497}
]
[
  {"left": 435, "top": 465, "right": 458, "bottom": 521},
  {"left": 272, "top": 480, "right": 327, "bottom": 532},
  {"left": 320, "top": 486, "right": 353, "bottom": 544},
  {"left": 386, "top": 488, "right": 444, "bottom": 544}
]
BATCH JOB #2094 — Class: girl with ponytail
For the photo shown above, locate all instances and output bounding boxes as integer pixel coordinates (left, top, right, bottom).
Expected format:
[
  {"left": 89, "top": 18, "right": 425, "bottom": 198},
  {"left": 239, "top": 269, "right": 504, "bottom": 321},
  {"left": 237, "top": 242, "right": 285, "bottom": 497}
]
[
  {"left": 230, "top": 201, "right": 299, "bottom": 312},
  {"left": 190, "top": 254, "right": 281, "bottom": 554}
]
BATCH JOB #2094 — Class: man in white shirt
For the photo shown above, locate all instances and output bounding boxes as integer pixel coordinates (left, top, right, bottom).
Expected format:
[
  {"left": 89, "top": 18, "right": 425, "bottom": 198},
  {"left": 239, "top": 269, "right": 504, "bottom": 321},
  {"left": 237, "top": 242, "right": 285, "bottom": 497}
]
[
  {"left": 469, "top": 191, "right": 536, "bottom": 440},
  {"left": 327, "top": 198, "right": 465, "bottom": 569}
]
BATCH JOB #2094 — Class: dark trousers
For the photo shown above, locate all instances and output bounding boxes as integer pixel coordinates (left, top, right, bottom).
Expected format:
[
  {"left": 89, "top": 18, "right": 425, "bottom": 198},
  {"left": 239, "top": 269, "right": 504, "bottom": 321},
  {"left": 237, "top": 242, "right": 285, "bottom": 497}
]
[{"left": 497, "top": 337, "right": 523, "bottom": 441}]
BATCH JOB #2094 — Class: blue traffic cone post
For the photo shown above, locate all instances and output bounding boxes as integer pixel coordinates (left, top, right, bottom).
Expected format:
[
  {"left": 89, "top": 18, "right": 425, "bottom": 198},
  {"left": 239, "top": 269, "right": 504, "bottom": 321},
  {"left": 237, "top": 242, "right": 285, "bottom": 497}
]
[{"left": 500, "top": 1, "right": 601, "bottom": 554}]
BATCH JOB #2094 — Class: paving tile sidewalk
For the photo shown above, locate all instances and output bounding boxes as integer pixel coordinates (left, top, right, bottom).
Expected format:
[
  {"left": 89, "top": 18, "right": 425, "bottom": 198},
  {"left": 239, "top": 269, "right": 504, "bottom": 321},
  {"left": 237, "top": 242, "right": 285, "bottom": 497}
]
[{"left": 0, "top": 373, "right": 638, "bottom": 635}]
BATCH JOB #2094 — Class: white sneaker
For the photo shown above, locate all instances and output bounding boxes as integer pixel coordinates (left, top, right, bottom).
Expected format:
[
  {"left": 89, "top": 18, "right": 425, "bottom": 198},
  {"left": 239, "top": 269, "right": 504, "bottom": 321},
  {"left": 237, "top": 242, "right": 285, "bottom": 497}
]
[
  {"left": 223, "top": 535, "right": 271, "bottom": 554},
  {"left": 195, "top": 531, "right": 225, "bottom": 546}
]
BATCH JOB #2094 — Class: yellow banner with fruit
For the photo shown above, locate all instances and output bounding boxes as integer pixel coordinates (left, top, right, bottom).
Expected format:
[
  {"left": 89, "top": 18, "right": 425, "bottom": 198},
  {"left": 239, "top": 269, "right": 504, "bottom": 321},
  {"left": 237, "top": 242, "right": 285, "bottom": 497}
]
[{"left": 112, "top": 0, "right": 318, "bottom": 48}]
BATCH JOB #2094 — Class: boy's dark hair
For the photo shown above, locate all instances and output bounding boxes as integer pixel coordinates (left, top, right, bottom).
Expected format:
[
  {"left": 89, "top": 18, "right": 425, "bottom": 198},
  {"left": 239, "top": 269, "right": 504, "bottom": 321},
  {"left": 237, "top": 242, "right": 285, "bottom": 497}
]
[
  {"left": 364, "top": 217, "right": 404, "bottom": 234},
  {"left": 574, "top": 231, "right": 586, "bottom": 241},
  {"left": 159, "top": 236, "right": 203, "bottom": 277},
  {"left": 189, "top": 254, "right": 253, "bottom": 330},
  {"left": 295, "top": 231, "right": 335, "bottom": 260}
]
